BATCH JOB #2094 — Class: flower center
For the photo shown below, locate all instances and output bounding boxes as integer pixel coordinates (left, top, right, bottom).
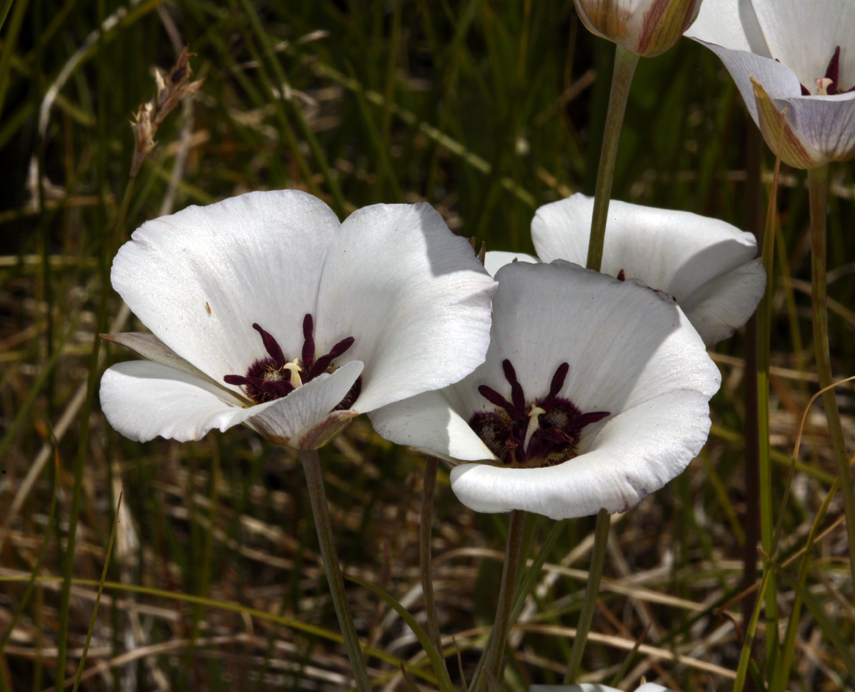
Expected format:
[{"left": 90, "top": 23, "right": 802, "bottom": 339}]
[
  {"left": 468, "top": 359, "right": 610, "bottom": 468},
  {"left": 800, "top": 45, "right": 853, "bottom": 95},
  {"left": 224, "top": 314, "right": 361, "bottom": 409}
]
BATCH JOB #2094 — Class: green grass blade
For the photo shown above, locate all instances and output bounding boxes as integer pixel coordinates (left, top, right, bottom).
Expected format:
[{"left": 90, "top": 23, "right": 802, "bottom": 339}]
[{"left": 346, "top": 574, "right": 455, "bottom": 692}]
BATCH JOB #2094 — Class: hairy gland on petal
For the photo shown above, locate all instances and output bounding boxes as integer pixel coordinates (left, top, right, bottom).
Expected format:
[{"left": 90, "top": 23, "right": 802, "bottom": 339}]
[{"left": 224, "top": 314, "right": 360, "bottom": 409}]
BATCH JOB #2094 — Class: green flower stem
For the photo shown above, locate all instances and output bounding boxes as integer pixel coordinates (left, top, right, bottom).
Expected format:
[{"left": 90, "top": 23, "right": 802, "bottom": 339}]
[
  {"left": 573, "top": 49, "right": 635, "bottom": 670},
  {"left": 741, "top": 124, "right": 763, "bottom": 627},
  {"left": 563, "top": 508, "right": 610, "bottom": 683},
  {"left": 471, "top": 509, "right": 527, "bottom": 692},
  {"left": 420, "top": 456, "right": 444, "bottom": 656},
  {"left": 299, "top": 449, "right": 372, "bottom": 692},
  {"left": 807, "top": 164, "right": 855, "bottom": 588},
  {"left": 585, "top": 44, "right": 639, "bottom": 273},
  {"left": 756, "top": 142, "right": 780, "bottom": 665}
]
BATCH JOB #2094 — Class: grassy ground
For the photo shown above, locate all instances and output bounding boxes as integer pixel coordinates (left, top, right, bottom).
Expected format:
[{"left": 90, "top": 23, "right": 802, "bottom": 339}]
[{"left": 1, "top": 1, "right": 854, "bottom": 690}]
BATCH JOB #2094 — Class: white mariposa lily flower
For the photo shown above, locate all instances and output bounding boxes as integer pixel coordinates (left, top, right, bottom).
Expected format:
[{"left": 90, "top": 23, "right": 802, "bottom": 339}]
[
  {"left": 686, "top": 0, "right": 855, "bottom": 168},
  {"left": 574, "top": 0, "right": 704, "bottom": 57},
  {"left": 485, "top": 194, "right": 765, "bottom": 346},
  {"left": 370, "top": 261, "right": 720, "bottom": 520},
  {"left": 532, "top": 684, "right": 673, "bottom": 692},
  {"left": 100, "top": 190, "right": 497, "bottom": 450}
]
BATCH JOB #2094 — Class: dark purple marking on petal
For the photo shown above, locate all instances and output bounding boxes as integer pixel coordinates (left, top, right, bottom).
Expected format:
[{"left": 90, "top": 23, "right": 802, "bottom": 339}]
[
  {"left": 328, "top": 336, "right": 355, "bottom": 359},
  {"left": 502, "top": 359, "right": 526, "bottom": 411},
  {"left": 226, "top": 319, "right": 357, "bottom": 405},
  {"left": 825, "top": 45, "right": 841, "bottom": 94},
  {"left": 563, "top": 410, "right": 610, "bottom": 432},
  {"left": 469, "top": 355, "right": 611, "bottom": 468},
  {"left": 800, "top": 83, "right": 811, "bottom": 96},
  {"left": 617, "top": 269, "right": 626, "bottom": 282},
  {"left": 478, "top": 385, "right": 523, "bottom": 420},
  {"left": 302, "top": 314, "right": 315, "bottom": 368},
  {"left": 538, "top": 427, "right": 572, "bottom": 443},
  {"left": 224, "top": 374, "right": 253, "bottom": 387},
  {"left": 252, "top": 323, "right": 285, "bottom": 366},
  {"left": 310, "top": 336, "right": 356, "bottom": 378},
  {"left": 225, "top": 370, "right": 295, "bottom": 404},
  {"left": 333, "top": 375, "right": 362, "bottom": 411},
  {"left": 548, "top": 363, "right": 569, "bottom": 399}
]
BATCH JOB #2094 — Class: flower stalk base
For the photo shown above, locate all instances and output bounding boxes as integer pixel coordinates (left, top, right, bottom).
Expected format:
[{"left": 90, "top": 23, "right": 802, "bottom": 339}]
[
  {"left": 471, "top": 509, "right": 527, "bottom": 692},
  {"left": 420, "top": 456, "right": 444, "bottom": 655},
  {"left": 807, "top": 165, "right": 855, "bottom": 589},
  {"left": 300, "top": 449, "right": 372, "bottom": 692},
  {"left": 564, "top": 508, "right": 611, "bottom": 682}
]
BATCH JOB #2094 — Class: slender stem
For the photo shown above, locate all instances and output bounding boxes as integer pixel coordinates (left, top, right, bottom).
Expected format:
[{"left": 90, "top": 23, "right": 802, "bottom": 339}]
[
  {"left": 471, "top": 510, "right": 527, "bottom": 692},
  {"left": 742, "top": 124, "right": 763, "bottom": 635},
  {"left": 585, "top": 44, "right": 639, "bottom": 273},
  {"left": 420, "top": 457, "right": 444, "bottom": 655},
  {"left": 807, "top": 164, "right": 855, "bottom": 589},
  {"left": 563, "top": 508, "right": 611, "bottom": 682},
  {"left": 756, "top": 139, "right": 781, "bottom": 666},
  {"left": 299, "top": 449, "right": 372, "bottom": 692}
]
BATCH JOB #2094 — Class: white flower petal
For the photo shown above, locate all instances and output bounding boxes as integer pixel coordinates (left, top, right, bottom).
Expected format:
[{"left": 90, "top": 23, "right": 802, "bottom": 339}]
[
  {"left": 691, "top": 40, "right": 802, "bottom": 125},
  {"left": 751, "top": 0, "right": 855, "bottom": 89},
  {"left": 111, "top": 190, "right": 340, "bottom": 386},
  {"left": 768, "top": 92, "right": 855, "bottom": 163},
  {"left": 532, "top": 194, "right": 759, "bottom": 300},
  {"left": 690, "top": 2, "right": 855, "bottom": 168},
  {"left": 316, "top": 203, "right": 496, "bottom": 413},
  {"left": 478, "top": 262, "right": 719, "bottom": 421},
  {"left": 100, "top": 359, "right": 363, "bottom": 445},
  {"left": 483, "top": 250, "right": 539, "bottom": 277},
  {"left": 450, "top": 390, "right": 711, "bottom": 519},
  {"left": 682, "top": 257, "right": 766, "bottom": 345},
  {"left": 685, "top": 0, "right": 771, "bottom": 56},
  {"left": 102, "top": 332, "right": 232, "bottom": 394},
  {"left": 369, "top": 390, "right": 496, "bottom": 463},
  {"left": 100, "top": 360, "right": 253, "bottom": 443}
]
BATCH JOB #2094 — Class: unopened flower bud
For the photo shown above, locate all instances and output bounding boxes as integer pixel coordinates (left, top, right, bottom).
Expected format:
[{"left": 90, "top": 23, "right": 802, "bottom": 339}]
[{"left": 574, "top": 0, "right": 704, "bottom": 57}]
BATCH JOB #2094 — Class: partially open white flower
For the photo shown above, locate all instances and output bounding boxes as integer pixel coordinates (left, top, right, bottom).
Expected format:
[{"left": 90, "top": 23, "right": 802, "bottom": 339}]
[
  {"left": 486, "top": 194, "right": 765, "bottom": 346},
  {"left": 686, "top": 0, "right": 855, "bottom": 168},
  {"left": 574, "top": 0, "right": 704, "bottom": 57},
  {"left": 100, "top": 190, "right": 497, "bottom": 450},
  {"left": 532, "top": 684, "right": 673, "bottom": 692},
  {"left": 370, "top": 261, "right": 720, "bottom": 520}
]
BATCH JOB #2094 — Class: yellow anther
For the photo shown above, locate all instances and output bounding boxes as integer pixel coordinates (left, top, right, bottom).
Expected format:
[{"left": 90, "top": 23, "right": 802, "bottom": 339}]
[{"left": 523, "top": 406, "right": 546, "bottom": 452}]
